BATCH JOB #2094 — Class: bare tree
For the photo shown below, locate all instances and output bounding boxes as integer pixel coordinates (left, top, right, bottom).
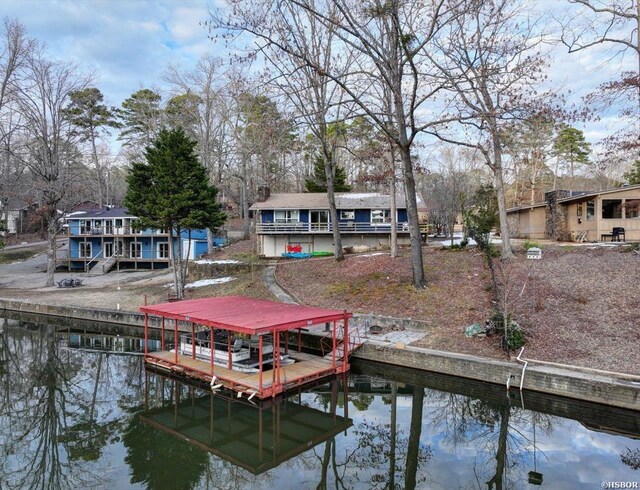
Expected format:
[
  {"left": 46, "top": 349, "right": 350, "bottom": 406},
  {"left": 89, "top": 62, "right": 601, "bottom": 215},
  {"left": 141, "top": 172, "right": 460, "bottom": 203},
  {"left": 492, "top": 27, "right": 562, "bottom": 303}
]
[
  {"left": 15, "top": 49, "right": 89, "bottom": 286},
  {"left": 561, "top": 0, "right": 640, "bottom": 160},
  {"left": 427, "top": 0, "right": 552, "bottom": 259},
  {"left": 0, "top": 18, "right": 34, "bottom": 233},
  {"left": 212, "top": 0, "right": 459, "bottom": 288}
]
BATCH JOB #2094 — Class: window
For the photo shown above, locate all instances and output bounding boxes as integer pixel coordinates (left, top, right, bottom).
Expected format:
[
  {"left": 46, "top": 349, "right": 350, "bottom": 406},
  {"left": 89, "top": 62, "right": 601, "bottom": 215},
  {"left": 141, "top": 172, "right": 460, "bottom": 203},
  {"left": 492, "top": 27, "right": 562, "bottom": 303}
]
[
  {"left": 576, "top": 203, "right": 582, "bottom": 217},
  {"left": 130, "top": 242, "right": 142, "bottom": 258},
  {"left": 624, "top": 199, "right": 640, "bottom": 219},
  {"left": 79, "top": 242, "right": 92, "bottom": 258},
  {"left": 586, "top": 201, "right": 595, "bottom": 220},
  {"left": 340, "top": 210, "right": 355, "bottom": 220},
  {"left": 158, "top": 242, "right": 169, "bottom": 258},
  {"left": 274, "top": 210, "right": 299, "bottom": 223},
  {"left": 114, "top": 219, "right": 123, "bottom": 227},
  {"left": 602, "top": 199, "right": 622, "bottom": 219},
  {"left": 81, "top": 220, "right": 91, "bottom": 234},
  {"left": 371, "top": 209, "right": 391, "bottom": 224}
]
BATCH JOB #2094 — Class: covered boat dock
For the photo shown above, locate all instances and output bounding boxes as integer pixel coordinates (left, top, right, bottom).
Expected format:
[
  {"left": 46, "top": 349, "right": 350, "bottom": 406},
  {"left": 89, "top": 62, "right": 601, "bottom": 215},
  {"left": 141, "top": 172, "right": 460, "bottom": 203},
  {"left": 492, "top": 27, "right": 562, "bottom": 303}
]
[{"left": 140, "top": 296, "right": 354, "bottom": 399}]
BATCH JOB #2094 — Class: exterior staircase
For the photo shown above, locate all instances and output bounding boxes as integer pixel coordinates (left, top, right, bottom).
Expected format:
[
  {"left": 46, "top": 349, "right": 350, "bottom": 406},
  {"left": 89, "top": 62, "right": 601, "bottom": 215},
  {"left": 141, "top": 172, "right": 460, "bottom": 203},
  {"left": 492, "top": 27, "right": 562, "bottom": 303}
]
[{"left": 87, "top": 256, "right": 117, "bottom": 275}]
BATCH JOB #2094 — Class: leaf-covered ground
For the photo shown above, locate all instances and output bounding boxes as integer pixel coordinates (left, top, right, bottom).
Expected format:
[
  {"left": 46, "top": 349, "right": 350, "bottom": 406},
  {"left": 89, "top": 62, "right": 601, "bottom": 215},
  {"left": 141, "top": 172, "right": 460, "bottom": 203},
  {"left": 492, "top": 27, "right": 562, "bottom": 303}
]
[{"left": 276, "top": 243, "right": 640, "bottom": 375}]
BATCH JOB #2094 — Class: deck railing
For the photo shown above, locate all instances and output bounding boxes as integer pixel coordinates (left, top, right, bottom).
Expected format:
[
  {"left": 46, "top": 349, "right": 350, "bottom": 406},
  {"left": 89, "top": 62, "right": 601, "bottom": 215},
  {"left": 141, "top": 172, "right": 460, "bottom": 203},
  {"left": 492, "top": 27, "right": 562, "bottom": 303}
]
[
  {"left": 256, "top": 221, "right": 410, "bottom": 234},
  {"left": 69, "top": 225, "right": 169, "bottom": 236}
]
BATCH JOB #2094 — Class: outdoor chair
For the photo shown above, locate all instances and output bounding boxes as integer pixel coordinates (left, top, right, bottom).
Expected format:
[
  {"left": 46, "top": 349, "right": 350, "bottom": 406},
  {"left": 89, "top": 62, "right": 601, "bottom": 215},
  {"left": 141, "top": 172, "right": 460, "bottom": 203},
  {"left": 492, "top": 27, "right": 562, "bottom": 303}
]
[{"left": 612, "top": 227, "right": 625, "bottom": 242}]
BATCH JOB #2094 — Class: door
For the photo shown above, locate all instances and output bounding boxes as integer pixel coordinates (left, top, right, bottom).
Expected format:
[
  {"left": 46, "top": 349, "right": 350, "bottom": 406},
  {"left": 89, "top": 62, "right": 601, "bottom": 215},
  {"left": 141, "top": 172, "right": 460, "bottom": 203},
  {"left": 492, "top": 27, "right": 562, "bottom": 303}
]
[
  {"left": 309, "top": 210, "right": 329, "bottom": 231},
  {"left": 114, "top": 239, "right": 123, "bottom": 256},
  {"left": 104, "top": 242, "right": 113, "bottom": 258}
]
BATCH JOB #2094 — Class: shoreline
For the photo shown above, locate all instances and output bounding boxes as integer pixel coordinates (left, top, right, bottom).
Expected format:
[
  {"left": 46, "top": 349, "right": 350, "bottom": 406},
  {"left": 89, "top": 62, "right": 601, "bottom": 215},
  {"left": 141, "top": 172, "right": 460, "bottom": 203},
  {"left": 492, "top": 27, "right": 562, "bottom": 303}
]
[{"left": 2, "top": 297, "right": 638, "bottom": 411}]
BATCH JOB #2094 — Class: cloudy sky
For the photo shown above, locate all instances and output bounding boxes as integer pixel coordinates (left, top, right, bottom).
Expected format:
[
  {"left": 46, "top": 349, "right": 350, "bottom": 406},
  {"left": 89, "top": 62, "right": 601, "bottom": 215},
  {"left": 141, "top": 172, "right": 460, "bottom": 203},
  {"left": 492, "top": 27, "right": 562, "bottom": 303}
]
[
  {"left": 3, "top": 0, "right": 219, "bottom": 106},
  {"left": 2, "top": 0, "right": 633, "bottom": 149}
]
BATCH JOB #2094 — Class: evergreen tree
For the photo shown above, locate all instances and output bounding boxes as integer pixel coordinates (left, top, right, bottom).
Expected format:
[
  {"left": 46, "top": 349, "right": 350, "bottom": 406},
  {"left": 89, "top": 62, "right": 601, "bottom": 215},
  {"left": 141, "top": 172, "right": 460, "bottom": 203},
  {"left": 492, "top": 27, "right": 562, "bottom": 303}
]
[
  {"left": 552, "top": 124, "right": 591, "bottom": 192},
  {"left": 124, "top": 128, "right": 226, "bottom": 299},
  {"left": 63, "top": 87, "right": 120, "bottom": 205},
  {"left": 118, "top": 89, "right": 163, "bottom": 152},
  {"left": 623, "top": 160, "right": 640, "bottom": 185},
  {"left": 304, "top": 153, "right": 351, "bottom": 193}
]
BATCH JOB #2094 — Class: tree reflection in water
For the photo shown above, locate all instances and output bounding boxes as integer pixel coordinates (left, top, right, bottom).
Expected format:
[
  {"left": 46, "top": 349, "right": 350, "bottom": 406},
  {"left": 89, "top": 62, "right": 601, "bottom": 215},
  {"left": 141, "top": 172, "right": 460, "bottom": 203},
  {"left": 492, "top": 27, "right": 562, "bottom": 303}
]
[{"left": 0, "top": 322, "right": 145, "bottom": 489}]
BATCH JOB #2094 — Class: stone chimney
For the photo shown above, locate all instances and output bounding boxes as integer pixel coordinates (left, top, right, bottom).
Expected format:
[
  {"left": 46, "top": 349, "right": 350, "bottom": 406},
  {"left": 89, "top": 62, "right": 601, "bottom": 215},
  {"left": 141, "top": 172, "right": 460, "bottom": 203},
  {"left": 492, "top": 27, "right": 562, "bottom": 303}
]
[
  {"left": 544, "top": 190, "right": 571, "bottom": 240},
  {"left": 256, "top": 186, "right": 271, "bottom": 202}
]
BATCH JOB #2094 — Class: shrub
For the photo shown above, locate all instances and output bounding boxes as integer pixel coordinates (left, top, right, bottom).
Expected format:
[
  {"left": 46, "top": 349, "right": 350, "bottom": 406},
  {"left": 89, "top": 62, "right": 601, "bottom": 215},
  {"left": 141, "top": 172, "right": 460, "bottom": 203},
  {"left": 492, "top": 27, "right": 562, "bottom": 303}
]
[
  {"left": 523, "top": 240, "right": 541, "bottom": 251},
  {"left": 490, "top": 312, "right": 526, "bottom": 351}
]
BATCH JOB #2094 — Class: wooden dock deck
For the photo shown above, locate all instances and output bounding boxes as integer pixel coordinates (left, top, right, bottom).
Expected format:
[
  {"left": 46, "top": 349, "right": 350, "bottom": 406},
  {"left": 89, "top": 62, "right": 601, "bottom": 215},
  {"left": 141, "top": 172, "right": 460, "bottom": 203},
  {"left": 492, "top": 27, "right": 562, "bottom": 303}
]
[
  {"left": 141, "top": 296, "right": 355, "bottom": 400},
  {"left": 146, "top": 350, "right": 341, "bottom": 399}
]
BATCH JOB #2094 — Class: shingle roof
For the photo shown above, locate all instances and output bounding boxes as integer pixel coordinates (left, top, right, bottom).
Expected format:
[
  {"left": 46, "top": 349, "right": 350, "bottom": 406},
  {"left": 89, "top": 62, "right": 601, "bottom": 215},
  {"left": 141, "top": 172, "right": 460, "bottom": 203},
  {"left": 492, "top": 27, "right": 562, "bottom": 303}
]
[
  {"left": 250, "top": 193, "right": 416, "bottom": 210},
  {"left": 557, "top": 184, "right": 640, "bottom": 204},
  {"left": 64, "top": 207, "right": 136, "bottom": 219}
]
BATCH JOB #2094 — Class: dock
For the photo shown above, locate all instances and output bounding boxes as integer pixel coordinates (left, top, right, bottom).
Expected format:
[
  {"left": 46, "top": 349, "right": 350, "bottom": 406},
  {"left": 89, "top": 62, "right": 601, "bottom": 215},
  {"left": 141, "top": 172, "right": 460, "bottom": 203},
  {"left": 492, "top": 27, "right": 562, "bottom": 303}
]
[{"left": 141, "top": 296, "right": 358, "bottom": 399}]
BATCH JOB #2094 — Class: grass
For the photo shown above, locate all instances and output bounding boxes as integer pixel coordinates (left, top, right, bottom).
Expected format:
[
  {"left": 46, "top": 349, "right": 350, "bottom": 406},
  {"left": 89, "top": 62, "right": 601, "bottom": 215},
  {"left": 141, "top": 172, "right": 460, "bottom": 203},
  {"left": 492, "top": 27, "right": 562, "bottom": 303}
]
[{"left": 0, "top": 246, "right": 47, "bottom": 265}]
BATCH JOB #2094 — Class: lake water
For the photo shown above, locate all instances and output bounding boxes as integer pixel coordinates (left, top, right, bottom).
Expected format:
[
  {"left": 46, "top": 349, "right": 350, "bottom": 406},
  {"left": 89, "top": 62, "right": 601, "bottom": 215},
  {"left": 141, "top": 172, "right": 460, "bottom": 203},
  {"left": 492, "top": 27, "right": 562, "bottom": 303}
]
[{"left": 1, "top": 313, "right": 639, "bottom": 489}]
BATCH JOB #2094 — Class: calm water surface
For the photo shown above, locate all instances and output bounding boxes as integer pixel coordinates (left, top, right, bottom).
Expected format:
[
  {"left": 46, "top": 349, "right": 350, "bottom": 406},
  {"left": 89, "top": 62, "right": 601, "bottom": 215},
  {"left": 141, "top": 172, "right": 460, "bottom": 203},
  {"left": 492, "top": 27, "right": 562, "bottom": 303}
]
[{"left": 1, "top": 314, "right": 639, "bottom": 489}]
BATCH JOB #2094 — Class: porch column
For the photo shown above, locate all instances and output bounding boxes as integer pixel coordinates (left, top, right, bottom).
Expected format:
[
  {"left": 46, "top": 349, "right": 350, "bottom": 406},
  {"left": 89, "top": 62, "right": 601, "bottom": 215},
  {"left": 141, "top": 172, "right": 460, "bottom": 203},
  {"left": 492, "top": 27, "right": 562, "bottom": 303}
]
[
  {"left": 272, "top": 328, "right": 277, "bottom": 388},
  {"left": 174, "top": 318, "right": 178, "bottom": 363},
  {"left": 144, "top": 313, "right": 148, "bottom": 356},
  {"left": 191, "top": 322, "right": 195, "bottom": 359},
  {"left": 214, "top": 327, "right": 216, "bottom": 376},
  {"left": 332, "top": 321, "right": 337, "bottom": 368},
  {"left": 161, "top": 316, "right": 165, "bottom": 351},
  {"left": 343, "top": 314, "right": 349, "bottom": 372},
  {"left": 259, "top": 335, "right": 264, "bottom": 392}
]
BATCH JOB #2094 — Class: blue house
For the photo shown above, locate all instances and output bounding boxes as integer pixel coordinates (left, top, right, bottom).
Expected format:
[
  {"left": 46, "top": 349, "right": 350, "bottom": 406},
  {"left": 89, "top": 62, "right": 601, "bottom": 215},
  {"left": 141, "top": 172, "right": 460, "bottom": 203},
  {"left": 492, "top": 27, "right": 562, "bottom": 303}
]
[
  {"left": 250, "top": 193, "right": 417, "bottom": 257},
  {"left": 60, "top": 207, "right": 223, "bottom": 273}
]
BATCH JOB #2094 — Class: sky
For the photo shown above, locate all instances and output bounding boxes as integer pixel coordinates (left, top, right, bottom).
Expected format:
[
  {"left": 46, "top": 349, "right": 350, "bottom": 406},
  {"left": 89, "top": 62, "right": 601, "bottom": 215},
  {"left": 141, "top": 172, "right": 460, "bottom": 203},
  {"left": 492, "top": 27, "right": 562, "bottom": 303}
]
[
  {"left": 2, "top": 0, "right": 634, "bottom": 152},
  {"left": 3, "top": 0, "right": 220, "bottom": 107}
]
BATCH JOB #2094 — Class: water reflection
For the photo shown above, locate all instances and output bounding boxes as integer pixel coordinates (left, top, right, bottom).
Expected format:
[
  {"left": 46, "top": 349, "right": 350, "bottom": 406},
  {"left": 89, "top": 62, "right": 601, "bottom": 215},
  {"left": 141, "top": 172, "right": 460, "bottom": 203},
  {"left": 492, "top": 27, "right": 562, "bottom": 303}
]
[
  {"left": 1, "top": 314, "right": 640, "bottom": 489},
  {"left": 0, "top": 315, "right": 145, "bottom": 489},
  {"left": 136, "top": 373, "right": 352, "bottom": 476}
]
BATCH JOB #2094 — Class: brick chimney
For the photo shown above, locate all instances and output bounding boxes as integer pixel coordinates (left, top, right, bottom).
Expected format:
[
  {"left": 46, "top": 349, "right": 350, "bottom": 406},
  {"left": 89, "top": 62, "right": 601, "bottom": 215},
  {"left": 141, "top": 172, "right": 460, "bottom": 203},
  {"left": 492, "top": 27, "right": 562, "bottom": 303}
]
[
  {"left": 544, "top": 190, "right": 571, "bottom": 240},
  {"left": 257, "top": 186, "right": 271, "bottom": 202}
]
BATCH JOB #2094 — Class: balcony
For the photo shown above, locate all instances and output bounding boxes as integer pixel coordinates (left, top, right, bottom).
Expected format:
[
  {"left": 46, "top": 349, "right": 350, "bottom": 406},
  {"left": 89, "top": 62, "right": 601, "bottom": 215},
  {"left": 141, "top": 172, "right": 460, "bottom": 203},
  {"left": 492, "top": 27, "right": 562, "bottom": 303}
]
[
  {"left": 255, "top": 221, "right": 410, "bottom": 234},
  {"left": 69, "top": 226, "right": 169, "bottom": 237}
]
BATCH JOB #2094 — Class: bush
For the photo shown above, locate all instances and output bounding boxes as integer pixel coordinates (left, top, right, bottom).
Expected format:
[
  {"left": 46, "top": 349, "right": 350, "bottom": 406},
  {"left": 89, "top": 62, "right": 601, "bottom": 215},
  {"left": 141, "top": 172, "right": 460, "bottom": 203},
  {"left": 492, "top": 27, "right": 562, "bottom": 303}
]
[
  {"left": 523, "top": 240, "right": 541, "bottom": 251},
  {"left": 490, "top": 312, "right": 526, "bottom": 351}
]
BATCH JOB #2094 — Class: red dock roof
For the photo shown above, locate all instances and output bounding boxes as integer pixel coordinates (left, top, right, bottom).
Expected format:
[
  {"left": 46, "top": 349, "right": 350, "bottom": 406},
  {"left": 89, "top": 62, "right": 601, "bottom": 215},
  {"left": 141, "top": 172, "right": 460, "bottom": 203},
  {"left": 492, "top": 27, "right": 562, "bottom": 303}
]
[{"left": 140, "top": 296, "right": 351, "bottom": 334}]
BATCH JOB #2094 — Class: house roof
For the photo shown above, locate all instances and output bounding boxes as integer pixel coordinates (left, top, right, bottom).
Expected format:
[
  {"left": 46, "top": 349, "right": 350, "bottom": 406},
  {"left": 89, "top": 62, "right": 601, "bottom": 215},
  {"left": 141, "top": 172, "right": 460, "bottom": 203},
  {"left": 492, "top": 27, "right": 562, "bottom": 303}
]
[
  {"left": 506, "top": 185, "right": 640, "bottom": 213},
  {"left": 64, "top": 207, "right": 136, "bottom": 219},
  {"left": 250, "top": 192, "right": 417, "bottom": 211},
  {"left": 506, "top": 203, "right": 547, "bottom": 213},
  {"left": 556, "top": 184, "right": 640, "bottom": 204},
  {"left": 140, "top": 296, "right": 352, "bottom": 335}
]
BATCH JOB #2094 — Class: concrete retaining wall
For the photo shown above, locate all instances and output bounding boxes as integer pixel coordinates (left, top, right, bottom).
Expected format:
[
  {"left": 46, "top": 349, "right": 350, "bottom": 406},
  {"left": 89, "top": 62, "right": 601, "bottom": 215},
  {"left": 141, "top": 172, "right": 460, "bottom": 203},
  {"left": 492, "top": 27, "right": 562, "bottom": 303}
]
[
  {"left": 353, "top": 341, "right": 640, "bottom": 411},
  {"left": 352, "top": 313, "right": 434, "bottom": 332},
  {"left": 2, "top": 297, "right": 638, "bottom": 411}
]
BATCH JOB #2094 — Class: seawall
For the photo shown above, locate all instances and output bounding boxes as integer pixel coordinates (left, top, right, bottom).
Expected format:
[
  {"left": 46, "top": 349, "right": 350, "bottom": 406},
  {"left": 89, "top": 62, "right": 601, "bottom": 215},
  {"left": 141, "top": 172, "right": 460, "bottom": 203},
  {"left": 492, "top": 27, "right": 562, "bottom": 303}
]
[{"left": 1, "top": 297, "right": 638, "bottom": 411}]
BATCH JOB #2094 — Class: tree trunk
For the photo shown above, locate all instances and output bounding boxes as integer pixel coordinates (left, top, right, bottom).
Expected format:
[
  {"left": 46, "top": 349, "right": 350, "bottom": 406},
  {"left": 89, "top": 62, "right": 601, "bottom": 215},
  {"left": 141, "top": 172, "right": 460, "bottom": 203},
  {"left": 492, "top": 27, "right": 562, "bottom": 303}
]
[
  {"left": 486, "top": 405, "right": 510, "bottom": 490},
  {"left": 404, "top": 385, "right": 424, "bottom": 490},
  {"left": 398, "top": 144, "right": 426, "bottom": 287},
  {"left": 323, "top": 150, "right": 344, "bottom": 261},
  {"left": 90, "top": 136, "right": 105, "bottom": 207},
  {"left": 389, "top": 382, "right": 397, "bottom": 489},
  {"left": 390, "top": 147, "right": 398, "bottom": 258},
  {"left": 45, "top": 215, "right": 58, "bottom": 287},
  {"left": 492, "top": 138, "right": 514, "bottom": 259}
]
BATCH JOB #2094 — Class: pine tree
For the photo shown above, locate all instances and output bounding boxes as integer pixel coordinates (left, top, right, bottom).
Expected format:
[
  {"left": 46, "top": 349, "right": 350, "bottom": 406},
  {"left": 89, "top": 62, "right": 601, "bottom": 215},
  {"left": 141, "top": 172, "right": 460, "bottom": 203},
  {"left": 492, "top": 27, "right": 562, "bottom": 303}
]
[
  {"left": 552, "top": 124, "right": 591, "bottom": 192},
  {"left": 623, "top": 160, "right": 640, "bottom": 185},
  {"left": 124, "top": 128, "right": 226, "bottom": 299},
  {"left": 63, "top": 87, "right": 120, "bottom": 205},
  {"left": 304, "top": 153, "right": 351, "bottom": 193}
]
